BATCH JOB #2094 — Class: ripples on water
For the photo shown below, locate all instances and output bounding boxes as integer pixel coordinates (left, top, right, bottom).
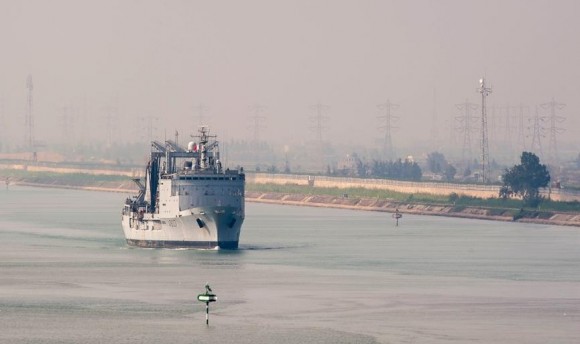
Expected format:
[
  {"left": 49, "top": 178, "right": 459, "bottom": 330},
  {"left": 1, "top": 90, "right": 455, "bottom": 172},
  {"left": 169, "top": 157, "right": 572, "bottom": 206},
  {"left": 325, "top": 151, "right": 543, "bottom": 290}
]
[{"left": 1, "top": 186, "right": 579, "bottom": 343}]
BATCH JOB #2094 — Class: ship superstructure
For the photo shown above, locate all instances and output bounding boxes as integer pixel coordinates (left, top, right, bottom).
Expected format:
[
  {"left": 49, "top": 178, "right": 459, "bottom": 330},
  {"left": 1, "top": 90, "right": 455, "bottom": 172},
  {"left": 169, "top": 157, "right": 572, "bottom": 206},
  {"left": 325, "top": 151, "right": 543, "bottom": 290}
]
[{"left": 122, "top": 127, "right": 245, "bottom": 249}]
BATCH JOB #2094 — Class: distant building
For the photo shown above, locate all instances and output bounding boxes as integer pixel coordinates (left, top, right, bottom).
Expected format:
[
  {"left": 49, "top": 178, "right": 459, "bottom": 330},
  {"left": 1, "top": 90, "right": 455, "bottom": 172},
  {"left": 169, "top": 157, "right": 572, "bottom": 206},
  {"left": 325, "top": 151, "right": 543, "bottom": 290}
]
[{"left": 337, "top": 153, "right": 362, "bottom": 177}]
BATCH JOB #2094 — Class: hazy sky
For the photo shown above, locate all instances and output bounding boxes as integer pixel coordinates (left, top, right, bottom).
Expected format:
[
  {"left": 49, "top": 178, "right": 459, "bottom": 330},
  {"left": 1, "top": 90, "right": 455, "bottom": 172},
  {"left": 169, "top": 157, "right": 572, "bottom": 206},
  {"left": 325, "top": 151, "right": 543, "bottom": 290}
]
[{"left": 1, "top": 0, "right": 578, "bottom": 153}]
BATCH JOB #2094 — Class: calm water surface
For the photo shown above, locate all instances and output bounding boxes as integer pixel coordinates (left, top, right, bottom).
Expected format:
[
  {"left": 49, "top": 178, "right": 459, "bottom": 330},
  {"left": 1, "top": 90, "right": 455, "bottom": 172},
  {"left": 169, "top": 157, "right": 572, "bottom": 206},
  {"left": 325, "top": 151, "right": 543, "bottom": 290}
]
[{"left": 1, "top": 185, "right": 579, "bottom": 343}]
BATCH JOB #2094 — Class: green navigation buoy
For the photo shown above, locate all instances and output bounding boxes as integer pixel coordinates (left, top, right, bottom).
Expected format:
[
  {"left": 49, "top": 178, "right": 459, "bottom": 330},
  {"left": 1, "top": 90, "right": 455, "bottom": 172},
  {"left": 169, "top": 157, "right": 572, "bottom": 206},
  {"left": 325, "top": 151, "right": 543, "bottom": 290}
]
[
  {"left": 392, "top": 208, "right": 402, "bottom": 226},
  {"left": 197, "top": 283, "right": 217, "bottom": 325}
]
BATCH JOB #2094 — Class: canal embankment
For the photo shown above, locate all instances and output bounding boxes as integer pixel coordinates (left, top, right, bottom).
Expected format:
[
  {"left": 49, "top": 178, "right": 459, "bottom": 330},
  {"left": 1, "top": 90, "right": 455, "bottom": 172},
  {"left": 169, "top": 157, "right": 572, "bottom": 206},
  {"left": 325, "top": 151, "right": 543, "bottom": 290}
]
[{"left": 2, "top": 166, "right": 580, "bottom": 227}]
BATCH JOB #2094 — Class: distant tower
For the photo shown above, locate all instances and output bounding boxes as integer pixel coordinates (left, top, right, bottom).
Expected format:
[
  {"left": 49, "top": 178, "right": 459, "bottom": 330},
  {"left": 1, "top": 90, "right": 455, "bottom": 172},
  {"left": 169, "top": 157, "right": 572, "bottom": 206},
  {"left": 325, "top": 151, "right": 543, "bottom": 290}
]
[
  {"left": 430, "top": 89, "right": 440, "bottom": 149},
  {"left": 249, "top": 103, "right": 267, "bottom": 168},
  {"left": 25, "top": 75, "right": 34, "bottom": 151},
  {"left": 310, "top": 102, "right": 329, "bottom": 142},
  {"left": 528, "top": 106, "right": 545, "bottom": 158},
  {"left": 455, "top": 99, "right": 479, "bottom": 167},
  {"left": 141, "top": 115, "right": 159, "bottom": 143},
  {"left": 309, "top": 102, "right": 329, "bottom": 171},
  {"left": 101, "top": 103, "right": 118, "bottom": 148},
  {"left": 0, "top": 96, "right": 5, "bottom": 149},
  {"left": 248, "top": 103, "right": 267, "bottom": 143},
  {"left": 502, "top": 104, "right": 513, "bottom": 160},
  {"left": 540, "top": 97, "right": 565, "bottom": 165},
  {"left": 477, "top": 77, "right": 492, "bottom": 182},
  {"left": 377, "top": 100, "right": 399, "bottom": 160},
  {"left": 59, "top": 106, "right": 71, "bottom": 145},
  {"left": 516, "top": 104, "right": 527, "bottom": 155},
  {"left": 445, "top": 117, "right": 458, "bottom": 157},
  {"left": 105, "top": 110, "right": 114, "bottom": 148},
  {"left": 194, "top": 103, "right": 209, "bottom": 127},
  {"left": 488, "top": 104, "right": 497, "bottom": 153},
  {"left": 77, "top": 96, "right": 89, "bottom": 146}
]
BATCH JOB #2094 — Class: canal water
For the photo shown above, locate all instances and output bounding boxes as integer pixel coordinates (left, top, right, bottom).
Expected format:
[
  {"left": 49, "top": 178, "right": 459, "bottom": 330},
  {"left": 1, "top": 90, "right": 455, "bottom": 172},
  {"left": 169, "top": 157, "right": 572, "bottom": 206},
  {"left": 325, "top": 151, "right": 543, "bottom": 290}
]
[{"left": 1, "top": 185, "right": 579, "bottom": 343}]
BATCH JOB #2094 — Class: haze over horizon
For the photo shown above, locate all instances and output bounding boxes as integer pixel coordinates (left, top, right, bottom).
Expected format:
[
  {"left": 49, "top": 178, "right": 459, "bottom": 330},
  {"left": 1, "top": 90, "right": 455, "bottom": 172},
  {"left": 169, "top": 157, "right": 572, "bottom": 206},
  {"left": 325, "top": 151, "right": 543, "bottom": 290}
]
[{"left": 1, "top": 0, "right": 578, "bottom": 161}]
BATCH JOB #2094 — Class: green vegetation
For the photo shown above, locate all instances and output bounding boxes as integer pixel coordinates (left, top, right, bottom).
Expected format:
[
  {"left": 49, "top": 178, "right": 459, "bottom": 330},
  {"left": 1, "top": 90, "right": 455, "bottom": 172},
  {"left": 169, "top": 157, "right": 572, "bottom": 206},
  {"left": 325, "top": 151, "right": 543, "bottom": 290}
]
[
  {"left": 246, "top": 182, "right": 448, "bottom": 203},
  {"left": 248, "top": 182, "right": 580, "bottom": 213},
  {"left": 500, "top": 152, "right": 550, "bottom": 208},
  {"left": 3, "top": 168, "right": 580, "bottom": 215},
  {"left": 427, "top": 152, "right": 446, "bottom": 174},
  {"left": 0, "top": 169, "right": 127, "bottom": 185},
  {"left": 367, "top": 159, "right": 422, "bottom": 181},
  {"left": 426, "top": 152, "right": 457, "bottom": 181}
]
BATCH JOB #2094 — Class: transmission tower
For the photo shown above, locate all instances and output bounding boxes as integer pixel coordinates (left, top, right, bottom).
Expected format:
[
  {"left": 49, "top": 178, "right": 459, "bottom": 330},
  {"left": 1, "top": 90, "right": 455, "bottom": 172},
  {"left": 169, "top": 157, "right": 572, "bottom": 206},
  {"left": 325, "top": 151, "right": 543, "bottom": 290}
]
[
  {"left": 0, "top": 96, "right": 5, "bottom": 150},
  {"left": 377, "top": 100, "right": 399, "bottom": 160},
  {"left": 101, "top": 104, "right": 118, "bottom": 148},
  {"left": 310, "top": 102, "right": 329, "bottom": 142},
  {"left": 248, "top": 103, "right": 267, "bottom": 169},
  {"left": 248, "top": 103, "right": 267, "bottom": 143},
  {"left": 76, "top": 97, "right": 88, "bottom": 146},
  {"left": 59, "top": 106, "right": 72, "bottom": 145},
  {"left": 477, "top": 77, "right": 492, "bottom": 182},
  {"left": 528, "top": 106, "right": 545, "bottom": 158},
  {"left": 139, "top": 115, "right": 159, "bottom": 143},
  {"left": 25, "top": 75, "right": 34, "bottom": 151},
  {"left": 430, "top": 89, "right": 440, "bottom": 149},
  {"left": 515, "top": 104, "right": 528, "bottom": 155},
  {"left": 540, "top": 97, "right": 565, "bottom": 165},
  {"left": 488, "top": 104, "right": 498, "bottom": 153},
  {"left": 445, "top": 117, "right": 458, "bottom": 157},
  {"left": 309, "top": 102, "right": 330, "bottom": 172},
  {"left": 455, "top": 99, "right": 479, "bottom": 167},
  {"left": 502, "top": 105, "right": 513, "bottom": 158}
]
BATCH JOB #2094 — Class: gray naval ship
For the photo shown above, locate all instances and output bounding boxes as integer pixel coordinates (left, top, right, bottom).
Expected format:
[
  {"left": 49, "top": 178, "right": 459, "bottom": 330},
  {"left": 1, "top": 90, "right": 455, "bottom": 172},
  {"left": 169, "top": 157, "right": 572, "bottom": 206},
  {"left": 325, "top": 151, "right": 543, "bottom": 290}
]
[{"left": 122, "top": 126, "right": 245, "bottom": 249}]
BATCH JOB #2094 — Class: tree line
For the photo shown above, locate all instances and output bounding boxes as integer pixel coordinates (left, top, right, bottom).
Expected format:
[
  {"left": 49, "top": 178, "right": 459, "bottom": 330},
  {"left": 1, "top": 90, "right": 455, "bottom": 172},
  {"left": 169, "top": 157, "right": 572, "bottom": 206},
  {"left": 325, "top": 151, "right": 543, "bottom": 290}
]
[{"left": 330, "top": 157, "right": 422, "bottom": 181}]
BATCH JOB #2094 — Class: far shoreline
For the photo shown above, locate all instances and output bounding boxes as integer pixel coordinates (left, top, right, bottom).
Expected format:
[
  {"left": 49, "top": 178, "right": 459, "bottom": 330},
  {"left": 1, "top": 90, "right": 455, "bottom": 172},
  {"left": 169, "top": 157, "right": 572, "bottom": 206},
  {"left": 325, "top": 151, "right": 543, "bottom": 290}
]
[{"left": 6, "top": 179, "right": 580, "bottom": 228}]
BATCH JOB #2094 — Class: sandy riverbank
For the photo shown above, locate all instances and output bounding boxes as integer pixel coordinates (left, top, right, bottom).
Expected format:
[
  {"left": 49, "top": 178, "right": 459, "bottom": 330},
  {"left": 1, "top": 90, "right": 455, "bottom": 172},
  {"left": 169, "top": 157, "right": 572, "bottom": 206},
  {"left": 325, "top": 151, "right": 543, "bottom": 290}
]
[
  {"left": 245, "top": 191, "right": 580, "bottom": 227},
  {"left": 4, "top": 178, "right": 580, "bottom": 228}
]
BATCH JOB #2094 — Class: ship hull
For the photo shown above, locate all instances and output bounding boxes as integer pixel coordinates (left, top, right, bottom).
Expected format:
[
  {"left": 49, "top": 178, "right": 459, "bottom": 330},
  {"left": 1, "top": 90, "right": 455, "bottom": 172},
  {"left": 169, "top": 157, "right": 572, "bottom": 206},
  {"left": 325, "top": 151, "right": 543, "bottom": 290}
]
[
  {"left": 121, "top": 128, "right": 245, "bottom": 249},
  {"left": 121, "top": 205, "right": 243, "bottom": 249},
  {"left": 125, "top": 239, "right": 238, "bottom": 249}
]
